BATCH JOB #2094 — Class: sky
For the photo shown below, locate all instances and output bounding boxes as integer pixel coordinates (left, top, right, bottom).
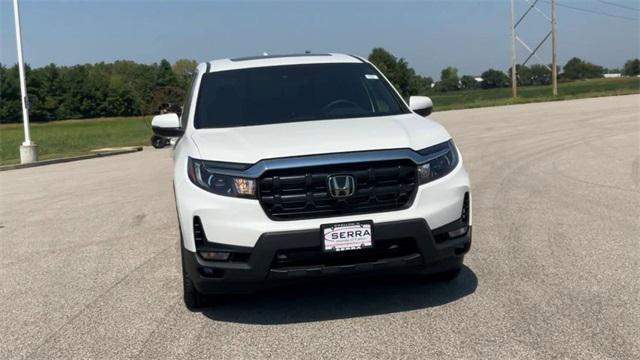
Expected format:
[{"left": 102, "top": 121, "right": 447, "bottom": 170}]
[{"left": 1, "top": 0, "right": 638, "bottom": 78}]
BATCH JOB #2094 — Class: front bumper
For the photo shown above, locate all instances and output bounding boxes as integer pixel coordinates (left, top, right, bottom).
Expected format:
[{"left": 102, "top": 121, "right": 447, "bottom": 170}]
[
  {"left": 175, "top": 158, "right": 471, "bottom": 252},
  {"left": 183, "top": 218, "right": 472, "bottom": 294}
]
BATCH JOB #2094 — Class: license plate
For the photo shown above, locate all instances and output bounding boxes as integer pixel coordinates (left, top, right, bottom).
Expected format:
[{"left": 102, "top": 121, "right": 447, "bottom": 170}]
[{"left": 322, "top": 221, "right": 373, "bottom": 252}]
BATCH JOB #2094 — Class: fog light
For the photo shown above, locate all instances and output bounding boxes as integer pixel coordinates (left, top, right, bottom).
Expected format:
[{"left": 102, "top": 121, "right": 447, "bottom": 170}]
[
  {"left": 448, "top": 226, "right": 468, "bottom": 238},
  {"left": 199, "top": 251, "right": 230, "bottom": 261}
]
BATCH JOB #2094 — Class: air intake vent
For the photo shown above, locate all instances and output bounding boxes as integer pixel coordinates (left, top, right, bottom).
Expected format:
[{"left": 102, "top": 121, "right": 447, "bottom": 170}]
[
  {"left": 461, "top": 192, "right": 470, "bottom": 224},
  {"left": 193, "top": 216, "right": 207, "bottom": 245}
]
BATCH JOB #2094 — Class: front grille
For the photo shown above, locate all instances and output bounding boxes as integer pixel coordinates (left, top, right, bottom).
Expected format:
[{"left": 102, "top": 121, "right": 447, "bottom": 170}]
[{"left": 258, "top": 159, "right": 418, "bottom": 220}]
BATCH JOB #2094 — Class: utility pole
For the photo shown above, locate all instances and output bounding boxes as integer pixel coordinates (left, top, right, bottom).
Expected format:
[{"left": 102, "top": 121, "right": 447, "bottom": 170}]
[
  {"left": 12, "top": 0, "right": 38, "bottom": 163},
  {"left": 551, "top": 0, "right": 558, "bottom": 96},
  {"left": 510, "top": 0, "right": 556, "bottom": 97},
  {"left": 511, "top": 0, "right": 518, "bottom": 98}
]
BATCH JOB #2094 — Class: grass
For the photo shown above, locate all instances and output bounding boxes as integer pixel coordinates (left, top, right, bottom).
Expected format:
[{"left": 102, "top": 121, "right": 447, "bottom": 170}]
[
  {"left": 0, "top": 77, "right": 638, "bottom": 166},
  {"left": 429, "top": 77, "right": 640, "bottom": 110},
  {"left": 0, "top": 116, "right": 152, "bottom": 165}
]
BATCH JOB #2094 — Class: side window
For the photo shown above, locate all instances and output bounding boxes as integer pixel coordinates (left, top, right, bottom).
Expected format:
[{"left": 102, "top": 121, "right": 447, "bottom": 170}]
[{"left": 180, "top": 73, "right": 198, "bottom": 129}]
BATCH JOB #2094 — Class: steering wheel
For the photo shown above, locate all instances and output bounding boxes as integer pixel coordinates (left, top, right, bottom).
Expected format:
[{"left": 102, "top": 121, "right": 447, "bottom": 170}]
[{"left": 322, "top": 99, "right": 360, "bottom": 114}]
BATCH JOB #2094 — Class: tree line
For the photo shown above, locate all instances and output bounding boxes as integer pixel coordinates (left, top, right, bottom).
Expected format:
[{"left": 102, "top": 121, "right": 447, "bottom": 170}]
[
  {"left": 368, "top": 47, "right": 639, "bottom": 95},
  {"left": 0, "top": 50, "right": 638, "bottom": 123},
  {"left": 0, "top": 59, "right": 197, "bottom": 123}
]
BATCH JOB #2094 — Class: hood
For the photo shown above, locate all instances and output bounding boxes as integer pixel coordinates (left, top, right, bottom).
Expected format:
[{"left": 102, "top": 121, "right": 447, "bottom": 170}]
[{"left": 189, "top": 113, "right": 450, "bottom": 164}]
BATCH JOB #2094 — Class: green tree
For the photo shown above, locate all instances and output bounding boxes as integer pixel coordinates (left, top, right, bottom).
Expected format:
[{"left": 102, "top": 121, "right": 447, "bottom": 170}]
[
  {"left": 622, "top": 59, "right": 640, "bottom": 76},
  {"left": 32, "top": 64, "right": 63, "bottom": 120},
  {"left": 368, "top": 48, "right": 408, "bottom": 95},
  {"left": 57, "top": 65, "right": 90, "bottom": 119},
  {"left": 562, "top": 57, "right": 603, "bottom": 80},
  {"left": 368, "top": 48, "right": 397, "bottom": 79},
  {"left": 460, "top": 75, "right": 479, "bottom": 90},
  {"left": 0, "top": 64, "right": 22, "bottom": 122},
  {"left": 0, "top": 60, "right": 187, "bottom": 122},
  {"left": 105, "top": 70, "right": 140, "bottom": 116},
  {"left": 529, "top": 64, "right": 552, "bottom": 85},
  {"left": 437, "top": 67, "right": 459, "bottom": 92},
  {"left": 394, "top": 58, "right": 416, "bottom": 96},
  {"left": 507, "top": 64, "right": 532, "bottom": 86},
  {"left": 367, "top": 47, "right": 429, "bottom": 97},
  {"left": 148, "top": 59, "right": 182, "bottom": 112},
  {"left": 173, "top": 59, "right": 198, "bottom": 90},
  {"left": 409, "top": 74, "right": 434, "bottom": 94},
  {"left": 155, "top": 59, "right": 179, "bottom": 87},
  {"left": 480, "top": 69, "right": 509, "bottom": 89}
]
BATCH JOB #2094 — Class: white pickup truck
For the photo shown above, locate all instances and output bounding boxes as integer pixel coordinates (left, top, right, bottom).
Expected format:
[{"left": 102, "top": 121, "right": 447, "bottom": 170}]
[{"left": 152, "top": 53, "right": 472, "bottom": 309}]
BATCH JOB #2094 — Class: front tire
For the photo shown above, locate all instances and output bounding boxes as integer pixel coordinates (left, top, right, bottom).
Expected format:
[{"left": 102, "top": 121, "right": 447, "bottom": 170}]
[
  {"left": 180, "top": 244, "right": 205, "bottom": 310},
  {"left": 182, "top": 271, "right": 204, "bottom": 310},
  {"left": 151, "top": 135, "right": 166, "bottom": 149}
]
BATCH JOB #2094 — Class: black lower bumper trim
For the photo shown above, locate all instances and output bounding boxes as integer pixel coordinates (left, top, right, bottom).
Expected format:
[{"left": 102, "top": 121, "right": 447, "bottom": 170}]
[
  {"left": 269, "top": 253, "right": 423, "bottom": 280},
  {"left": 183, "top": 218, "right": 472, "bottom": 294}
]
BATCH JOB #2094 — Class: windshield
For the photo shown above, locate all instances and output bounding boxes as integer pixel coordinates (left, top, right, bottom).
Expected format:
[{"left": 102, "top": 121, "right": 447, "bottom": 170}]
[{"left": 194, "top": 63, "right": 409, "bottom": 129}]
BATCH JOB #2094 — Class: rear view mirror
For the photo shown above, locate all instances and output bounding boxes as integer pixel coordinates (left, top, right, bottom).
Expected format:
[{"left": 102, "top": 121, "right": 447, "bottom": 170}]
[
  {"left": 409, "top": 96, "right": 433, "bottom": 117},
  {"left": 151, "top": 113, "right": 183, "bottom": 137}
]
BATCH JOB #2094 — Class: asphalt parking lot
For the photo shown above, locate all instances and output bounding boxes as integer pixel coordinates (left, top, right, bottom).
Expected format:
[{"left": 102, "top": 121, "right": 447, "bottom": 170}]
[{"left": 1, "top": 95, "right": 638, "bottom": 359}]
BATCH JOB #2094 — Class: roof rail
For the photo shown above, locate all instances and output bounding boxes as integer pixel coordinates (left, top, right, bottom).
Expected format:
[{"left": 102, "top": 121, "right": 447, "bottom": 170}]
[{"left": 229, "top": 53, "right": 331, "bottom": 62}]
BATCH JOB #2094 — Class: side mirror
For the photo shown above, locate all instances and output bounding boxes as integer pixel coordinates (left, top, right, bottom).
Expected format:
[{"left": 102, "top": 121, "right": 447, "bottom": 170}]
[
  {"left": 151, "top": 113, "right": 183, "bottom": 137},
  {"left": 409, "top": 96, "right": 433, "bottom": 117}
]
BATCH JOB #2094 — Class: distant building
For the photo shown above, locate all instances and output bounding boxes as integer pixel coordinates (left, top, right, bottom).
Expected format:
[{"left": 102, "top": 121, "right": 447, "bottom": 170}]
[
  {"left": 604, "top": 73, "right": 621, "bottom": 78},
  {"left": 474, "top": 77, "right": 483, "bottom": 82}
]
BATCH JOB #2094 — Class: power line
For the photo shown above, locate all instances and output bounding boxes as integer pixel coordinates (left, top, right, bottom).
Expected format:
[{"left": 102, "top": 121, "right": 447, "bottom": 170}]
[
  {"left": 597, "top": 0, "right": 640, "bottom": 12},
  {"left": 541, "top": 0, "right": 639, "bottom": 21}
]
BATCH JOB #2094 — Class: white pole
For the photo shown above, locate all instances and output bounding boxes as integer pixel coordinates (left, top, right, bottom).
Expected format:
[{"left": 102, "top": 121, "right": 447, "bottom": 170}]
[
  {"left": 551, "top": 0, "right": 558, "bottom": 96},
  {"left": 12, "top": 0, "right": 38, "bottom": 163},
  {"left": 510, "top": 0, "right": 517, "bottom": 98}
]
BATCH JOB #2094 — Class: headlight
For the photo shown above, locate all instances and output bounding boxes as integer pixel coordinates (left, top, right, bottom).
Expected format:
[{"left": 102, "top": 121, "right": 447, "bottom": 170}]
[
  {"left": 187, "top": 157, "right": 257, "bottom": 198},
  {"left": 416, "top": 139, "right": 459, "bottom": 184}
]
